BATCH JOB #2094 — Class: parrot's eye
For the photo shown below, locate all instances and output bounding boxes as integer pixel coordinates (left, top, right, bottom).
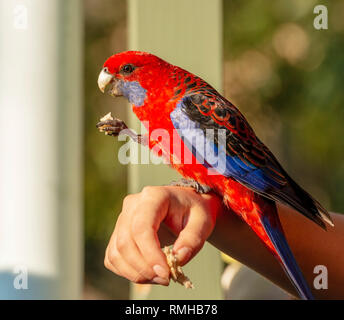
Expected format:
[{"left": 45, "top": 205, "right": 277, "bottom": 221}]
[{"left": 120, "top": 64, "right": 135, "bottom": 75}]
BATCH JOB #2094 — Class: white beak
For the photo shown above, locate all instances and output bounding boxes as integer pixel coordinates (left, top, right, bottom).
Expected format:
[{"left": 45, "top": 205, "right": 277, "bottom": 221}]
[{"left": 98, "top": 68, "right": 114, "bottom": 93}]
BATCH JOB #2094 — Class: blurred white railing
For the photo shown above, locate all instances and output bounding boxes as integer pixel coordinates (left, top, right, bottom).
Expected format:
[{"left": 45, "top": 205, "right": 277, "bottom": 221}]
[{"left": 0, "top": 0, "right": 83, "bottom": 299}]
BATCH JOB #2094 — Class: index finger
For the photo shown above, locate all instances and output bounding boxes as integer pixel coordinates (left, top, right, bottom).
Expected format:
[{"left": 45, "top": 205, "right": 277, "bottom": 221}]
[{"left": 131, "top": 187, "right": 172, "bottom": 279}]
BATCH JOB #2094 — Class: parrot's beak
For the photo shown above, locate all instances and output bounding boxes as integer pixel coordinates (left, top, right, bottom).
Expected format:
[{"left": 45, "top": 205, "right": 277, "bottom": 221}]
[
  {"left": 98, "top": 68, "right": 123, "bottom": 97},
  {"left": 98, "top": 68, "right": 114, "bottom": 93}
]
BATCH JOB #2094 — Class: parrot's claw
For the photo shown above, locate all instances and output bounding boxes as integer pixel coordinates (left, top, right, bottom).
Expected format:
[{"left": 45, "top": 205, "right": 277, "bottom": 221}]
[
  {"left": 96, "top": 118, "right": 128, "bottom": 136},
  {"left": 97, "top": 118, "right": 147, "bottom": 145},
  {"left": 168, "top": 178, "right": 212, "bottom": 194},
  {"left": 100, "top": 126, "right": 123, "bottom": 136}
]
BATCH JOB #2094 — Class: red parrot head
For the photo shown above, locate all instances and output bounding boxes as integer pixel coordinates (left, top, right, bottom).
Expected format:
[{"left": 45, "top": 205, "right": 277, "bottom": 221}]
[{"left": 98, "top": 51, "right": 174, "bottom": 106}]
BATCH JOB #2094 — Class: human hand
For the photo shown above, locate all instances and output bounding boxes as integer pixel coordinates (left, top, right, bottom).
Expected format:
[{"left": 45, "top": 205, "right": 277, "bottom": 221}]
[{"left": 104, "top": 185, "right": 222, "bottom": 286}]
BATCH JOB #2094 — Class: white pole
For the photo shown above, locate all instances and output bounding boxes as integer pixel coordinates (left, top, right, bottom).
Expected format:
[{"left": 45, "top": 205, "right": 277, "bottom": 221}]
[{"left": 0, "top": 0, "right": 83, "bottom": 299}]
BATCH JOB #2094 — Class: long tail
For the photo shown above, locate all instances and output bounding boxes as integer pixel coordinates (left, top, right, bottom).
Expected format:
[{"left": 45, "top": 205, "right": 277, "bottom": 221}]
[
  {"left": 257, "top": 199, "right": 314, "bottom": 300},
  {"left": 221, "top": 179, "right": 316, "bottom": 299}
]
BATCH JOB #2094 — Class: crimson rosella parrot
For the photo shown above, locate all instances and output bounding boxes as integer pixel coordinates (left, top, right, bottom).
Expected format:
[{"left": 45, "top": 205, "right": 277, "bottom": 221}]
[{"left": 97, "top": 51, "right": 333, "bottom": 299}]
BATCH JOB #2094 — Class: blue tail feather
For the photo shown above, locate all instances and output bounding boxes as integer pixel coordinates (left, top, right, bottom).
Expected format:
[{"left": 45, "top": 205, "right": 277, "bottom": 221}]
[{"left": 261, "top": 214, "right": 314, "bottom": 300}]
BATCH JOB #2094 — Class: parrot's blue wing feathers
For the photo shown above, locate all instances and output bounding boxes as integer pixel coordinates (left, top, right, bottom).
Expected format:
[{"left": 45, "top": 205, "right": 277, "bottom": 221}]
[
  {"left": 260, "top": 212, "right": 314, "bottom": 300},
  {"left": 171, "top": 94, "right": 289, "bottom": 190}
]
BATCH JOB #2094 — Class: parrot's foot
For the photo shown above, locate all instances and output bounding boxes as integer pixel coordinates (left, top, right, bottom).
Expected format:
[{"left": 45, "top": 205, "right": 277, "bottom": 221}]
[
  {"left": 96, "top": 118, "right": 128, "bottom": 136},
  {"left": 96, "top": 117, "right": 147, "bottom": 145},
  {"left": 168, "top": 178, "right": 212, "bottom": 194}
]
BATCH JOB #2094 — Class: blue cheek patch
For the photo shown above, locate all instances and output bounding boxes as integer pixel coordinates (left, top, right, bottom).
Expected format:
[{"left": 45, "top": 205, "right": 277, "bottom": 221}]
[{"left": 120, "top": 81, "right": 147, "bottom": 106}]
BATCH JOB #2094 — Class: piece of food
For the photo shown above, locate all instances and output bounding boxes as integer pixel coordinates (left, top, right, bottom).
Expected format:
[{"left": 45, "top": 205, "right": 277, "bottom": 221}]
[
  {"left": 100, "top": 112, "right": 114, "bottom": 122},
  {"left": 163, "top": 246, "right": 194, "bottom": 289},
  {"left": 99, "top": 112, "right": 114, "bottom": 135}
]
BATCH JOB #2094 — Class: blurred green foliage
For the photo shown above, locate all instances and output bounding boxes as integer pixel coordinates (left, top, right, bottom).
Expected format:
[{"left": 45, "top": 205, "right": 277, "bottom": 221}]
[
  {"left": 84, "top": 0, "right": 344, "bottom": 298},
  {"left": 223, "top": 0, "right": 344, "bottom": 211}
]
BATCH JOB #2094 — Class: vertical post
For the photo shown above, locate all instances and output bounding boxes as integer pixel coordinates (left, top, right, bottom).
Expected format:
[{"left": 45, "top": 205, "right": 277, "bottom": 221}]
[
  {"left": 0, "top": 0, "right": 83, "bottom": 299},
  {"left": 128, "top": 0, "right": 223, "bottom": 299}
]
